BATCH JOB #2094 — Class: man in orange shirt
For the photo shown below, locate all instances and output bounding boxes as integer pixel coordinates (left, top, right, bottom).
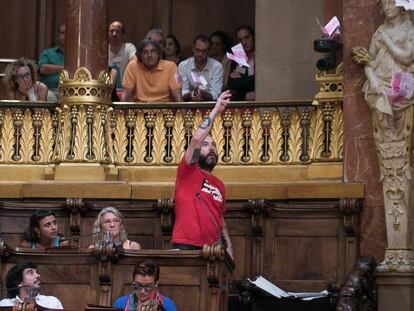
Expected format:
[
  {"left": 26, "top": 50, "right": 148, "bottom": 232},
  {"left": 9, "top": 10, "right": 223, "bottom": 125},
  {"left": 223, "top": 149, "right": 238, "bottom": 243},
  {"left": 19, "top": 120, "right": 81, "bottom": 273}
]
[{"left": 121, "top": 39, "right": 182, "bottom": 102}]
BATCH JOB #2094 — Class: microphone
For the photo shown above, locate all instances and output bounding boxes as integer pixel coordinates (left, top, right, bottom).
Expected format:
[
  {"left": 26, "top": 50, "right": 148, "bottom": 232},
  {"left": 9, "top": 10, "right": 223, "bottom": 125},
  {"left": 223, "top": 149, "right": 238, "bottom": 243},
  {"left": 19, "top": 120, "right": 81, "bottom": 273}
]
[
  {"left": 1, "top": 285, "right": 40, "bottom": 299},
  {"left": 58, "top": 231, "right": 100, "bottom": 243}
]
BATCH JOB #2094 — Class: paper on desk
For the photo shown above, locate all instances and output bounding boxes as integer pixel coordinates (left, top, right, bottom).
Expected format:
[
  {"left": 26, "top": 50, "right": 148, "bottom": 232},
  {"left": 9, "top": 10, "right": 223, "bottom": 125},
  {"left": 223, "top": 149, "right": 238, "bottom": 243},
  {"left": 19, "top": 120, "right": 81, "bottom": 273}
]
[
  {"left": 191, "top": 71, "right": 208, "bottom": 87},
  {"left": 248, "top": 276, "right": 289, "bottom": 298},
  {"left": 395, "top": 0, "right": 414, "bottom": 10},
  {"left": 387, "top": 72, "right": 414, "bottom": 106},
  {"left": 316, "top": 16, "right": 340, "bottom": 39},
  {"left": 226, "top": 43, "right": 250, "bottom": 67},
  {"left": 248, "top": 276, "right": 329, "bottom": 301}
]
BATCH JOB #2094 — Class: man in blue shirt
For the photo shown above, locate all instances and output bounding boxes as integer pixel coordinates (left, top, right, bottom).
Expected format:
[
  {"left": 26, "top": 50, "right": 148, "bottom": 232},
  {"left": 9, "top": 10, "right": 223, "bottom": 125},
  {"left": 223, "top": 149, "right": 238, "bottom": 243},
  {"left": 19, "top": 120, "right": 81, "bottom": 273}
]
[
  {"left": 113, "top": 259, "right": 176, "bottom": 311},
  {"left": 38, "top": 24, "right": 65, "bottom": 99}
]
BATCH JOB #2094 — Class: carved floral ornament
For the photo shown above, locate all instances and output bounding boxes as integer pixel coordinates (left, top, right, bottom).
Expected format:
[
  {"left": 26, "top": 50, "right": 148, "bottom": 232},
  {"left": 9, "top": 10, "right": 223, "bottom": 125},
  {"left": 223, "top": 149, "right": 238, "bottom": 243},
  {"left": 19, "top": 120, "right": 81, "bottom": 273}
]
[
  {"left": 351, "top": 0, "right": 414, "bottom": 272},
  {"left": 59, "top": 67, "right": 113, "bottom": 105}
]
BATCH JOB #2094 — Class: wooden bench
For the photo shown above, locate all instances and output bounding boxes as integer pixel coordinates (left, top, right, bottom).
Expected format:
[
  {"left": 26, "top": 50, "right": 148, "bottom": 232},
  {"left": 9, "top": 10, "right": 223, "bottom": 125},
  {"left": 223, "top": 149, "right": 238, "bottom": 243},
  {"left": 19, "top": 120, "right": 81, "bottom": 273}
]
[
  {"left": 0, "top": 239, "right": 234, "bottom": 311},
  {"left": 0, "top": 184, "right": 363, "bottom": 297}
]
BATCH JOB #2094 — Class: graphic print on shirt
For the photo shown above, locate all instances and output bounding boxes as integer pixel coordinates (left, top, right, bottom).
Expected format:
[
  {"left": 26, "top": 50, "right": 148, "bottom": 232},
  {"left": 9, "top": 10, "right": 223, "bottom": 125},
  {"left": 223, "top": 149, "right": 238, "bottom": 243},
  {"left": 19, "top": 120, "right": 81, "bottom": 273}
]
[{"left": 201, "top": 178, "right": 223, "bottom": 203}]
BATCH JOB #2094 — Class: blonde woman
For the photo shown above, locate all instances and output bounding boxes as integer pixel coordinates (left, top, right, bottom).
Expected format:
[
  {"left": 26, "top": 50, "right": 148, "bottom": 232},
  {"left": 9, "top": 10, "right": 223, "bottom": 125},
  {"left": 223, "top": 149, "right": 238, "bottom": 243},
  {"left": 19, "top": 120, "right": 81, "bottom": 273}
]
[
  {"left": 89, "top": 207, "right": 141, "bottom": 250},
  {"left": 3, "top": 58, "right": 49, "bottom": 101}
]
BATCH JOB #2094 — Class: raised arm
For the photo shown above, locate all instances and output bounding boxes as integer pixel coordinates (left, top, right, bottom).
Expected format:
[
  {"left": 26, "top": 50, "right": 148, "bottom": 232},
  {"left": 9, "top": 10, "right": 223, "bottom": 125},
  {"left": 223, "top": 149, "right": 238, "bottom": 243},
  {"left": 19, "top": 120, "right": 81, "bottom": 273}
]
[{"left": 184, "top": 90, "right": 231, "bottom": 165}]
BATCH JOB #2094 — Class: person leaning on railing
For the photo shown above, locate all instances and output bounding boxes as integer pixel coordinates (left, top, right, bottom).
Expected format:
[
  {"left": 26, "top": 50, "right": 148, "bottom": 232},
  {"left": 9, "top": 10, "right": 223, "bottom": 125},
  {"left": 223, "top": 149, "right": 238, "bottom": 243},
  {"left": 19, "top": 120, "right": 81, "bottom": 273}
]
[{"left": 2, "top": 58, "right": 49, "bottom": 101}]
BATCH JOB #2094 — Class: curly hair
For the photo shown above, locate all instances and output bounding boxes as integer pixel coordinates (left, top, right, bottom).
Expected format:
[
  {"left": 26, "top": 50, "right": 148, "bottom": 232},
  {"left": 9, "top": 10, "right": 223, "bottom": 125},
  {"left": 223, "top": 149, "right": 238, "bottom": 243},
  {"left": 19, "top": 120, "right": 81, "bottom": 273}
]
[
  {"left": 2, "top": 58, "right": 39, "bottom": 90},
  {"left": 5, "top": 263, "right": 37, "bottom": 298},
  {"left": 92, "top": 207, "right": 128, "bottom": 244}
]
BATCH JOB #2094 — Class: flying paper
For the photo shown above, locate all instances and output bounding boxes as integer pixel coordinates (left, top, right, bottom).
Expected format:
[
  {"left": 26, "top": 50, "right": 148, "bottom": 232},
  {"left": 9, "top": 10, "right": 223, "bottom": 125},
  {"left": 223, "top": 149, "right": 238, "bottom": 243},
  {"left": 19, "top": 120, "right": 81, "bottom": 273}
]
[
  {"left": 386, "top": 72, "right": 414, "bottom": 106},
  {"left": 317, "top": 16, "right": 340, "bottom": 39},
  {"left": 190, "top": 71, "right": 208, "bottom": 87},
  {"left": 226, "top": 43, "right": 250, "bottom": 67},
  {"left": 395, "top": 0, "right": 414, "bottom": 10}
]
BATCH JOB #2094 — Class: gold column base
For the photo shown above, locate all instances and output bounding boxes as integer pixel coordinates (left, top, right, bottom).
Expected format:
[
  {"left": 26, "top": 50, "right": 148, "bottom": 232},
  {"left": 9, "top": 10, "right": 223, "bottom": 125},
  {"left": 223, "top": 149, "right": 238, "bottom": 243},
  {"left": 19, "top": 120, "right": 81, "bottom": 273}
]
[{"left": 54, "top": 67, "right": 113, "bottom": 164}]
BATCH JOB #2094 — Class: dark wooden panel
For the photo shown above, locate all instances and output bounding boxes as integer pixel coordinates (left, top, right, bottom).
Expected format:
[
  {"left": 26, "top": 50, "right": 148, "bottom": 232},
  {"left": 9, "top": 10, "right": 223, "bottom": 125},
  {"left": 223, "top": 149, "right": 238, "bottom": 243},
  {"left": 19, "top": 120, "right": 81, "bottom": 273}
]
[
  {"left": 0, "top": 195, "right": 360, "bottom": 303},
  {"left": 0, "top": 245, "right": 233, "bottom": 311},
  {"left": 272, "top": 218, "right": 339, "bottom": 236},
  {"left": 272, "top": 237, "right": 337, "bottom": 285},
  {"left": 0, "top": 1, "right": 38, "bottom": 59}
]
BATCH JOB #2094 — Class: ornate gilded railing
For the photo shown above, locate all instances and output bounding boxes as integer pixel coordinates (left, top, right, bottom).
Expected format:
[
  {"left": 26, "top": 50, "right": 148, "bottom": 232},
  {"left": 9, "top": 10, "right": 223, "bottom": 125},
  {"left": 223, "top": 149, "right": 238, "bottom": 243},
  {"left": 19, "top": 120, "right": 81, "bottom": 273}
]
[{"left": 0, "top": 100, "right": 342, "bottom": 166}]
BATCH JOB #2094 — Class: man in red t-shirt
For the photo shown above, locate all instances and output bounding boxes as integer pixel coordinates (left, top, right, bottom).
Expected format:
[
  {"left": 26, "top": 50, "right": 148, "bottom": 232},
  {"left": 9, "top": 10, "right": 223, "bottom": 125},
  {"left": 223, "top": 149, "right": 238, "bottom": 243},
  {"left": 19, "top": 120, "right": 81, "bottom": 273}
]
[{"left": 172, "top": 90, "right": 233, "bottom": 258}]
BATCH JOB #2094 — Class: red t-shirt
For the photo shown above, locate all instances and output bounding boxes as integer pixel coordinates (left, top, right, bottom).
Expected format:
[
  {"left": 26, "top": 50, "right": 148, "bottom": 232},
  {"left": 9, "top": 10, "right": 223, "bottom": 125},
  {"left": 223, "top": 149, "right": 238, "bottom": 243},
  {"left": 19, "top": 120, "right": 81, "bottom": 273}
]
[{"left": 172, "top": 158, "right": 225, "bottom": 247}]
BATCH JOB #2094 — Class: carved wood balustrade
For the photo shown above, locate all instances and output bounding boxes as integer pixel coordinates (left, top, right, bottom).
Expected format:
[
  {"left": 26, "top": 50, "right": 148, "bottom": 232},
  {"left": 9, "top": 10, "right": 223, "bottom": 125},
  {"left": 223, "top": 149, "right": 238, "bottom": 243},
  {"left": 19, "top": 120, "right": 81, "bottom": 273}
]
[{"left": 0, "top": 100, "right": 342, "bottom": 166}]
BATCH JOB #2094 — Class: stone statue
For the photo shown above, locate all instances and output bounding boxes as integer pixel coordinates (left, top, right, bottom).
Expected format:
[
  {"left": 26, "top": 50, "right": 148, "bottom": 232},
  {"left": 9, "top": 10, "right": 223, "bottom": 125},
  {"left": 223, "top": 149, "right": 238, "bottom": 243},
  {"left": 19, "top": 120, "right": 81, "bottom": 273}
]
[{"left": 352, "top": 0, "right": 414, "bottom": 272}]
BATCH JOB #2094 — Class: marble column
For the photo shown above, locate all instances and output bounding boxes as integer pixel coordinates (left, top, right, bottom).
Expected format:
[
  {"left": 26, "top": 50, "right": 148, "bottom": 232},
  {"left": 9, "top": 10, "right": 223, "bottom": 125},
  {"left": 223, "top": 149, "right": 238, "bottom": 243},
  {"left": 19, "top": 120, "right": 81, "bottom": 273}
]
[
  {"left": 343, "top": 0, "right": 386, "bottom": 262},
  {"left": 65, "top": 0, "right": 107, "bottom": 79},
  {"left": 52, "top": 0, "right": 114, "bottom": 174},
  {"left": 344, "top": 1, "right": 414, "bottom": 310}
]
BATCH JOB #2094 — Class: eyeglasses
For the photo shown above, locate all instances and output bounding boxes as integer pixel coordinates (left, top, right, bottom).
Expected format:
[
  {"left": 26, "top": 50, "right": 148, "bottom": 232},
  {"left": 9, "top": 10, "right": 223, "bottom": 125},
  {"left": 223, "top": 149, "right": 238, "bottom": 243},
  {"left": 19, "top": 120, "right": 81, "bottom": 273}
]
[
  {"left": 132, "top": 283, "right": 156, "bottom": 292},
  {"left": 103, "top": 219, "right": 120, "bottom": 225},
  {"left": 16, "top": 72, "right": 31, "bottom": 80}
]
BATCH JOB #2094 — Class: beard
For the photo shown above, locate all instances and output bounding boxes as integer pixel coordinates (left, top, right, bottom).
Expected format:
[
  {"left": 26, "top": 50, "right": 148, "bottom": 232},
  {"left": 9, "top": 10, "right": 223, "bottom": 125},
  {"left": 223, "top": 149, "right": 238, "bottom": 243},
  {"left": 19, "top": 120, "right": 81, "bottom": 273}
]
[{"left": 198, "top": 152, "right": 218, "bottom": 172}]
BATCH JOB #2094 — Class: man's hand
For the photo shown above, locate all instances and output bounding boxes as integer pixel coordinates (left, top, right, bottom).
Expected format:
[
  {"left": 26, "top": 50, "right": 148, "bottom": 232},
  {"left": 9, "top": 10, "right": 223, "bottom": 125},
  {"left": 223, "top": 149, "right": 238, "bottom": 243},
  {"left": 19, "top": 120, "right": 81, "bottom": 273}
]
[
  {"left": 213, "top": 90, "right": 231, "bottom": 114},
  {"left": 191, "top": 88, "right": 202, "bottom": 101}
]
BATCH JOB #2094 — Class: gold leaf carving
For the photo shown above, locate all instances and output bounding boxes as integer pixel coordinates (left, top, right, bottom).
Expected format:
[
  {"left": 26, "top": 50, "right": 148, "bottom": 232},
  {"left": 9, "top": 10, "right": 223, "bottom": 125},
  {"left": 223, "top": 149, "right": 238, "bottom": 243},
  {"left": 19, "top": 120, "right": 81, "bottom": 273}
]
[
  {"left": 331, "top": 102, "right": 343, "bottom": 160},
  {"left": 112, "top": 110, "right": 128, "bottom": 165},
  {"left": 73, "top": 105, "right": 88, "bottom": 160},
  {"left": 61, "top": 107, "right": 72, "bottom": 161},
  {"left": 73, "top": 67, "right": 92, "bottom": 82},
  {"left": 171, "top": 110, "right": 186, "bottom": 164},
  {"left": 309, "top": 106, "right": 325, "bottom": 160},
  {"left": 40, "top": 109, "right": 55, "bottom": 163},
  {"left": 211, "top": 111, "right": 224, "bottom": 165},
  {"left": 92, "top": 106, "right": 102, "bottom": 161},
  {"left": 20, "top": 109, "right": 35, "bottom": 163},
  {"left": 194, "top": 109, "right": 203, "bottom": 130},
  {"left": 132, "top": 110, "right": 146, "bottom": 165},
  {"left": 288, "top": 109, "right": 301, "bottom": 163},
  {"left": 269, "top": 109, "right": 283, "bottom": 163},
  {"left": 151, "top": 110, "right": 166, "bottom": 164},
  {"left": 249, "top": 109, "right": 263, "bottom": 164},
  {"left": 230, "top": 109, "right": 244, "bottom": 164},
  {"left": 1, "top": 109, "right": 14, "bottom": 162}
]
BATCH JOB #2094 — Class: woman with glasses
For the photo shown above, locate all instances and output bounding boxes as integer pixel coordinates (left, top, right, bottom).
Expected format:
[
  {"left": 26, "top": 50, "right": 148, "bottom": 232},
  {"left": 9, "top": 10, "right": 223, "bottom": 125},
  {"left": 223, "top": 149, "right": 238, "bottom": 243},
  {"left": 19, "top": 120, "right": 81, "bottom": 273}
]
[
  {"left": 3, "top": 58, "right": 49, "bottom": 101},
  {"left": 90, "top": 207, "right": 141, "bottom": 250},
  {"left": 21, "top": 209, "right": 68, "bottom": 249},
  {"left": 113, "top": 258, "right": 176, "bottom": 311}
]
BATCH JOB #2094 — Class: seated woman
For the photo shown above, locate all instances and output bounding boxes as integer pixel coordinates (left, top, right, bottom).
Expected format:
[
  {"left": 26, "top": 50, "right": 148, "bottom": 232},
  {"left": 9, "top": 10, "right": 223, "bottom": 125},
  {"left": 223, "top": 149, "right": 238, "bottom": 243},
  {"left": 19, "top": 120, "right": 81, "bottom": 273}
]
[
  {"left": 90, "top": 207, "right": 141, "bottom": 250},
  {"left": 227, "top": 25, "right": 255, "bottom": 101},
  {"left": 21, "top": 209, "right": 68, "bottom": 249},
  {"left": 3, "top": 58, "right": 50, "bottom": 101}
]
